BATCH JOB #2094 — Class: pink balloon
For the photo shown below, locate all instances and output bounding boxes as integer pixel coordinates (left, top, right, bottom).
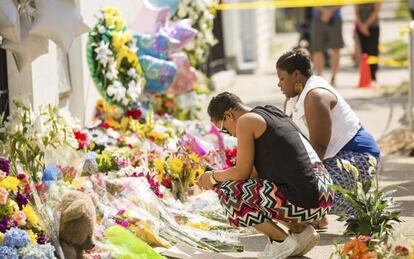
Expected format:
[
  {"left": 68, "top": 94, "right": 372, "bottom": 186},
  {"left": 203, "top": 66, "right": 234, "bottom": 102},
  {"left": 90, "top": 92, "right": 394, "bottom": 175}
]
[
  {"left": 167, "top": 19, "right": 197, "bottom": 51},
  {"left": 129, "top": 0, "right": 169, "bottom": 34},
  {"left": 167, "top": 53, "right": 197, "bottom": 94}
]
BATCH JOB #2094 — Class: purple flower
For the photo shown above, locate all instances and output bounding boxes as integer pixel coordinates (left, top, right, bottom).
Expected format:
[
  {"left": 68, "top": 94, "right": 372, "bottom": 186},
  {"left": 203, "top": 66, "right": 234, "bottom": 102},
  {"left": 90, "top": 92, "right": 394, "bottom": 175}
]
[
  {"left": 0, "top": 246, "right": 18, "bottom": 259},
  {"left": 0, "top": 217, "right": 15, "bottom": 233},
  {"left": 117, "top": 209, "right": 126, "bottom": 216},
  {"left": 116, "top": 219, "right": 130, "bottom": 228},
  {"left": 37, "top": 231, "right": 47, "bottom": 244},
  {"left": 0, "top": 158, "right": 10, "bottom": 175},
  {"left": 16, "top": 192, "right": 29, "bottom": 210},
  {"left": 3, "top": 227, "right": 30, "bottom": 248}
]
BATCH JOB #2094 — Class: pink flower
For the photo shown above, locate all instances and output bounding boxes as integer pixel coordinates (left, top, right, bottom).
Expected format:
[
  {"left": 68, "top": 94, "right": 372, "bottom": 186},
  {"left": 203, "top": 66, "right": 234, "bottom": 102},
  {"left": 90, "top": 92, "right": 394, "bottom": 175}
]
[
  {"left": 12, "top": 211, "right": 27, "bottom": 226},
  {"left": 0, "top": 187, "right": 9, "bottom": 205},
  {"left": 0, "top": 170, "right": 6, "bottom": 180}
]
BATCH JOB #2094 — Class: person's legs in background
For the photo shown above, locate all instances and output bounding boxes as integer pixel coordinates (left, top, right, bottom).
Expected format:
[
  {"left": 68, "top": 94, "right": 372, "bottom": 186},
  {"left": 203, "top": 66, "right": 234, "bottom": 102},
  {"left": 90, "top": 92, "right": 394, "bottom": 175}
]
[
  {"left": 310, "top": 17, "right": 326, "bottom": 76},
  {"left": 326, "top": 18, "right": 344, "bottom": 86},
  {"left": 367, "top": 26, "right": 380, "bottom": 83}
]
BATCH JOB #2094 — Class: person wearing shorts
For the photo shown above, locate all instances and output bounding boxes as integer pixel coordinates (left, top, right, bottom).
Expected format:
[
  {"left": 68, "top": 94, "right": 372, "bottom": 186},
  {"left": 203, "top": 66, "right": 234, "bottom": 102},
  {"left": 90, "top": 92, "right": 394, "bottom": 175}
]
[
  {"left": 310, "top": 6, "right": 344, "bottom": 86},
  {"left": 198, "top": 92, "right": 334, "bottom": 259}
]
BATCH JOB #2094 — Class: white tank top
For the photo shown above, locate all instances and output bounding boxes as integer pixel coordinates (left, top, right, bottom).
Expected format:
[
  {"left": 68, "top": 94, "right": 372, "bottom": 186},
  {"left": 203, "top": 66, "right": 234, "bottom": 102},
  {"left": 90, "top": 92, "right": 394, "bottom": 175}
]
[{"left": 288, "top": 75, "right": 361, "bottom": 159}]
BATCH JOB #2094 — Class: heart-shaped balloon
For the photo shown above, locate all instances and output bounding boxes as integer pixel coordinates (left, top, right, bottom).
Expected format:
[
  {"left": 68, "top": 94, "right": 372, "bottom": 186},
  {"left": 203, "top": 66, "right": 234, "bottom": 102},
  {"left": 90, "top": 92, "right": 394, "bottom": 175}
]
[
  {"left": 167, "top": 19, "right": 197, "bottom": 51},
  {"left": 134, "top": 30, "right": 178, "bottom": 60},
  {"left": 139, "top": 55, "right": 177, "bottom": 93},
  {"left": 167, "top": 53, "right": 197, "bottom": 94}
]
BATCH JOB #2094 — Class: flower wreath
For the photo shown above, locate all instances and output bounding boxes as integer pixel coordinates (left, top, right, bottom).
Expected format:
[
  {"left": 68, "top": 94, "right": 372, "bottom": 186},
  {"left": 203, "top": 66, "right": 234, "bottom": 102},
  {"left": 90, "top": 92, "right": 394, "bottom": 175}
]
[{"left": 87, "top": 7, "right": 145, "bottom": 110}]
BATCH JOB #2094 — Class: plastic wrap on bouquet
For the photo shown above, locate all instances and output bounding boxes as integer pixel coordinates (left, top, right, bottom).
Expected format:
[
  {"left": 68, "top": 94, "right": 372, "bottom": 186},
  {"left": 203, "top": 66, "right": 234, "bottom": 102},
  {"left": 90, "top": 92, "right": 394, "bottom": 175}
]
[
  {"left": 140, "top": 55, "right": 177, "bottom": 93},
  {"left": 134, "top": 31, "right": 178, "bottom": 60}
]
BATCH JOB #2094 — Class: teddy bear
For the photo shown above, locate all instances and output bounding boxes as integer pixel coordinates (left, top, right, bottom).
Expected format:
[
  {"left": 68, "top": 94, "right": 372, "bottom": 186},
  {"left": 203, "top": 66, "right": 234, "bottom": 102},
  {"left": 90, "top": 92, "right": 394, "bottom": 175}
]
[{"left": 59, "top": 190, "right": 97, "bottom": 259}]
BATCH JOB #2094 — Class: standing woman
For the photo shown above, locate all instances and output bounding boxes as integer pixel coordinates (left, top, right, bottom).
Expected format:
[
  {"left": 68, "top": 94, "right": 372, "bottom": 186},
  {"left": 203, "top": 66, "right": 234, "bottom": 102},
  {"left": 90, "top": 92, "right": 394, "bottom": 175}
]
[
  {"left": 355, "top": 2, "right": 381, "bottom": 86},
  {"left": 277, "top": 50, "right": 380, "bottom": 228},
  {"left": 198, "top": 92, "right": 334, "bottom": 258}
]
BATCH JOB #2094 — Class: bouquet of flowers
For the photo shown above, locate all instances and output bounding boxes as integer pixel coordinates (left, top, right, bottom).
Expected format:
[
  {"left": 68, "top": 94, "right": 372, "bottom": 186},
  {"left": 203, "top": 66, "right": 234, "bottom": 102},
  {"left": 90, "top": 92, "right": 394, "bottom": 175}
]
[
  {"left": 0, "top": 166, "right": 52, "bottom": 253},
  {"left": 0, "top": 100, "right": 78, "bottom": 183},
  {"left": 87, "top": 7, "right": 145, "bottom": 110},
  {"left": 152, "top": 138, "right": 207, "bottom": 202}
]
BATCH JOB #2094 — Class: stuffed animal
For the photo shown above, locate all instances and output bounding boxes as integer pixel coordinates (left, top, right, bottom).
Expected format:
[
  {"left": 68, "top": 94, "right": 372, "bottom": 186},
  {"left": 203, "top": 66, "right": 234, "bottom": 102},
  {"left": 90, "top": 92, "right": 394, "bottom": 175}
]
[{"left": 59, "top": 191, "right": 97, "bottom": 259}]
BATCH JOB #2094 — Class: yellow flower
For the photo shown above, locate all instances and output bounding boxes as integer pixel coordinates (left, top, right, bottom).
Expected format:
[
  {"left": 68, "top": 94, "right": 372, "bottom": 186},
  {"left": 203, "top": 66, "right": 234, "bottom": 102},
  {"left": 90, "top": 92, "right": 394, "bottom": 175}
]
[
  {"left": 154, "top": 159, "right": 165, "bottom": 172},
  {"left": 0, "top": 176, "right": 20, "bottom": 192},
  {"left": 105, "top": 14, "right": 115, "bottom": 27},
  {"left": 103, "top": 6, "right": 116, "bottom": 16},
  {"left": 105, "top": 118, "right": 121, "bottom": 129},
  {"left": 112, "top": 32, "right": 132, "bottom": 52},
  {"left": 189, "top": 153, "right": 200, "bottom": 163},
  {"left": 23, "top": 205, "right": 39, "bottom": 226},
  {"left": 115, "top": 17, "right": 126, "bottom": 31},
  {"left": 0, "top": 232, "right": 4, "bottom": 243},
  {"left": 169, "top": 158, "right": 183, "bottom": 176},
  {"left": 26, "top": 230, "right": 37, "bottom": 244},
  {"left": 115, "top": 45, "right": 138, "bottom": 69},
  {"left": 188, "top": 167, "right": 204, "bottom": 185}
]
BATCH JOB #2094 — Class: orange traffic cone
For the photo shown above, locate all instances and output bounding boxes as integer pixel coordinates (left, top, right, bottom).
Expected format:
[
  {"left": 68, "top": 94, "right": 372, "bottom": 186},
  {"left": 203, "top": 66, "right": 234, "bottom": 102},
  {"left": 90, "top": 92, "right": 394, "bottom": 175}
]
[{"left": 358, "top": 53, "right": 372, "bottom": 88}]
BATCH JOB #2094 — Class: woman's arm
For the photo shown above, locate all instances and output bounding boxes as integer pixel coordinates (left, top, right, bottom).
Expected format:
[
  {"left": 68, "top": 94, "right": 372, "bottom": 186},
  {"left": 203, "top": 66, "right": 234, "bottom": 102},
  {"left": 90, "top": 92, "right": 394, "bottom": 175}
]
[
  {"left": 198, "top": 114, "right": 263, "bottom": 189},
  {"left": 364, "top": 3, "right": 381, "bottom": 28},
  {"left": 304, "top": 88, "right": 337, "bottom": 160}
]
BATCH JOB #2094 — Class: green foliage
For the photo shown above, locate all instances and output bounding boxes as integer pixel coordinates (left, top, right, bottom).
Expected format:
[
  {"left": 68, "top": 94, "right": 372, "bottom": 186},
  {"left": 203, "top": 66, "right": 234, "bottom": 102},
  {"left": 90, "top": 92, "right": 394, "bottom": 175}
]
[
  {"left": 331, "top": 174, "right": 401, "bottom": 243},
  {"left": 396, "top": 0, "right": 410, "bottom": 19}
]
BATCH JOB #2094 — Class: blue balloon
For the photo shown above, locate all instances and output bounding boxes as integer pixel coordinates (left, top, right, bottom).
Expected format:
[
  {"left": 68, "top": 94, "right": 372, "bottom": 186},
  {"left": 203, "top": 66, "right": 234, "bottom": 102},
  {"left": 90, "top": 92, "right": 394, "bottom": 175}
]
[
  {"left": 139, "top": 55, "right": 177, "bottom": 93},
  {"left": 148, "top": 0, "right": 179, "bottom": 17}
]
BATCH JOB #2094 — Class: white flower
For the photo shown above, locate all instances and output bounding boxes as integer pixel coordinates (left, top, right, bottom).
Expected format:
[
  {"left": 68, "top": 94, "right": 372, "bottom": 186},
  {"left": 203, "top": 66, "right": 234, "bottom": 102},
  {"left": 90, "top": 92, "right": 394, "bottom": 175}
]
[
  {"left": 98, "top": 25, "right": 106, "bottom": 34},
  {"left": 95, "top": 41, "right": 112, "bottom": 66},
  {"left": 178, "top": 7, "right": 187, "bottom": 18},
  {"left": 185, "top": 41, "right": 195, "bottom": 51},
  {"left": 96, "top": 11, "right": 104, "bottom": 20},
  {"left": 122, "top": 98, "right": 129, "bottom": 106},
  {"left": 105, "top": 61, "right": 118, "bottom": 80},
  {"left": 107, "top": 81, "right": 126, "bottom": 102},
  {"left": 127, "top": 81, "right": 141, "bottom": 100},
  {"left": 200, "top": 23, "right": 207, "bottom": 31},
  {"left": 127, "top": 68, "right": 137, "bottom": 78}
]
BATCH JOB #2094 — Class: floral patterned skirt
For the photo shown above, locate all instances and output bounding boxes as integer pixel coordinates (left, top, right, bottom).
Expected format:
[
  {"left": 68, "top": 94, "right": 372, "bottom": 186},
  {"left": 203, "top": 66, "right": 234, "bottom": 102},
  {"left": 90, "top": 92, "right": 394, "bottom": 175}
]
[
  {"left": 215, "top": 164, "right": 334, "bottom": 227},
  {"left": 323, "top": 150, "right": 379, "bottom": 215}
]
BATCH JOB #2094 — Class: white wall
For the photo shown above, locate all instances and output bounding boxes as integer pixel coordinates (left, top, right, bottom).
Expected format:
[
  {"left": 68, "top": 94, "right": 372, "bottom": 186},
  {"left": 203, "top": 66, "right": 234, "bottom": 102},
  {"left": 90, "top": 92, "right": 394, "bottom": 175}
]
[{"left": 7, "top": 0, "right": 142, "bottom": 125}]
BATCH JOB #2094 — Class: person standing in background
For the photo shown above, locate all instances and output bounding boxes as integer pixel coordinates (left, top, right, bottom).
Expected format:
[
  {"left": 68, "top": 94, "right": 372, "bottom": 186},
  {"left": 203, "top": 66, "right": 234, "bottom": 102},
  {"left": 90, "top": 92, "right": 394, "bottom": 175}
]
[
  {"left": 310, "top": 6, "right": 344, "bottom": 87},
  {"left": 410, "top": 0, "right": 414, "bottom": 20},
  {"left": 355, "top": 3, "right": 381, "bottom": 86}
]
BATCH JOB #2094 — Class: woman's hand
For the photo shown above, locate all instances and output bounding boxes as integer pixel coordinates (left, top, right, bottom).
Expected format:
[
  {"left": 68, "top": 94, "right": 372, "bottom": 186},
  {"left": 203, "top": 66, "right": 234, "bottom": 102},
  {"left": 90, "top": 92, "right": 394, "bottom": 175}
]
[{"left": 197, "top": 172, "right": 216, "bottom": 190}]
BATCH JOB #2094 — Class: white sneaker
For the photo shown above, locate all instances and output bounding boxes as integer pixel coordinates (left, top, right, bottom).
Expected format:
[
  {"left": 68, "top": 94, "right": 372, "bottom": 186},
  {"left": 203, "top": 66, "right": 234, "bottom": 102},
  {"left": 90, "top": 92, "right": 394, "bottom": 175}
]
[
  {"left": 258, "top": 235, "right": 298, "bottom": 259},
  {"left": 290, "top": 225, "right": 320, "bottom": 256}
]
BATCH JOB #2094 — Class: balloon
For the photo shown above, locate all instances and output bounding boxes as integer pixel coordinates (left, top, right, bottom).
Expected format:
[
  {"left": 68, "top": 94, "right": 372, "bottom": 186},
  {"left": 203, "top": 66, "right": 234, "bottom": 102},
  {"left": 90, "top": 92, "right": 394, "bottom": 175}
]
[
  {"left": 129, "top": 0, "right": 168, "bottom": 34},
  {"left": 139, "top": 55, "right": 177, "bottom": 93},
  {"left": 134, "top": 30, "right": 178, "bottom": 60},
  {"left": 0, "top": 0, "right": 20, "bottom": 42},
  {"left": 30, "top": 0, "right": 90, "bottom": 51},
  {"left": 148, "top": 0, "right": 179, "bottom": 18},
  {"left": 167, "top": 19, "right": 197, "bottom": 51},
  {"left": 2, "top": 18, "right": 48, "bottom": 70},
  {"left": 167, "top": 53, "right": 197, "bottom": 94}
]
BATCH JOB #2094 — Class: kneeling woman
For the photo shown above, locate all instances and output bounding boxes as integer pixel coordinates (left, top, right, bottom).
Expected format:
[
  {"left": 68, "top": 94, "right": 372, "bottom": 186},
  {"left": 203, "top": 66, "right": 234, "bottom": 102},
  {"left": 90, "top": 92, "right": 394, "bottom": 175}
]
[{"left": 198, "top": 92, "right": 334, "bottom": 259}]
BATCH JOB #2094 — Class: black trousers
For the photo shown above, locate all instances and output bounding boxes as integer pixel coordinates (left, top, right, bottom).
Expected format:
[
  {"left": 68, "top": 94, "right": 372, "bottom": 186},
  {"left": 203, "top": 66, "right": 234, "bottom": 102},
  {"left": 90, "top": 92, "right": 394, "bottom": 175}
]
[{"left": 356, "top": 26, "right": 380, "bottom": 81}]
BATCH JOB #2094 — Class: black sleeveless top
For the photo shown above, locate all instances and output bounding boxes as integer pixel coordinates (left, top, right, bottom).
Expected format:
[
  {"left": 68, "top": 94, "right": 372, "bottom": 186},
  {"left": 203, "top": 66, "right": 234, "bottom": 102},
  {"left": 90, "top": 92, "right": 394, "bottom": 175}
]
[{"left": 251, "top": 105, "right": 320, "bottom": 208}]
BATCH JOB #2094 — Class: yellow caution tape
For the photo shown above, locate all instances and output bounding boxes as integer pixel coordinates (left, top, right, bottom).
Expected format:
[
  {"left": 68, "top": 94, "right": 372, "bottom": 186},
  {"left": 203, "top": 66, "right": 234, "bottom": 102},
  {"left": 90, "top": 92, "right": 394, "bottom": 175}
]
[
  {"left": 367, "top": 55, "right": 408, "bottom": 67},
  {"left": 214, "top": 0, "right": 383, "bottom": 11}
]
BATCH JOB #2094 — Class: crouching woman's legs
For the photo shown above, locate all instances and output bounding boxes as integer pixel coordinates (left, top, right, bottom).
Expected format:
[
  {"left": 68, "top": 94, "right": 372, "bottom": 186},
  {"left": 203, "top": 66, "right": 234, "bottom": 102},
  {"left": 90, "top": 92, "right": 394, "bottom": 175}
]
[{"left": 215, "top": 170, "right": 334, "bottom": 258}]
